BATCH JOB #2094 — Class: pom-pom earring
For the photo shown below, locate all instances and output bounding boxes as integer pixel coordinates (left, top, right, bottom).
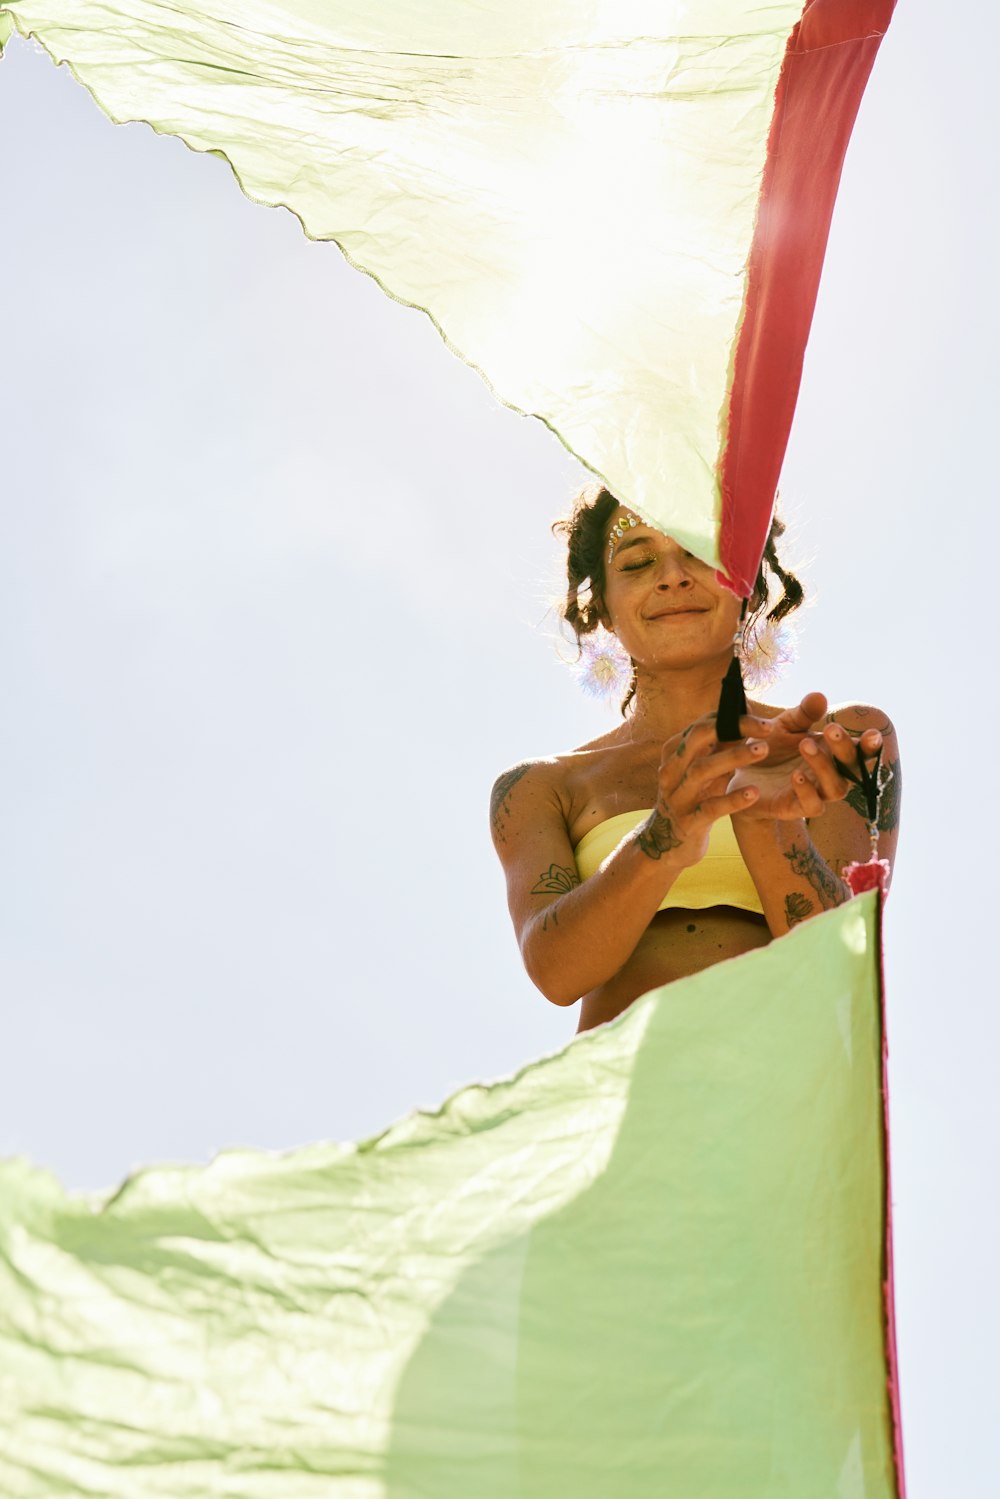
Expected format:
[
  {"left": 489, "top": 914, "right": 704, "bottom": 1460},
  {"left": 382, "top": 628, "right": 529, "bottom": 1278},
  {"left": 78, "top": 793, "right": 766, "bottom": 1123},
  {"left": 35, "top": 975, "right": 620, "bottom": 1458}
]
[
  {"left": 568, "top": 627, "right": 634, "bottom": 701},
  {"left": 737, "top": 614, "right": 796, "bottom": 690}
]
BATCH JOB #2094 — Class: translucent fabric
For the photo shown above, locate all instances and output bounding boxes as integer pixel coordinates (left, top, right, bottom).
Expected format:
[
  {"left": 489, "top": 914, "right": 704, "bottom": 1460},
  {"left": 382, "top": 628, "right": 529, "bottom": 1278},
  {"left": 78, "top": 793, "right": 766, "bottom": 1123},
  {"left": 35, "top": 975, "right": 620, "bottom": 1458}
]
[
  {"left": 0, "top": 0, "right": 895, "bottom": 581},
  {"left": 0, "top": 896, "right": 903, "bottom": 1498}
]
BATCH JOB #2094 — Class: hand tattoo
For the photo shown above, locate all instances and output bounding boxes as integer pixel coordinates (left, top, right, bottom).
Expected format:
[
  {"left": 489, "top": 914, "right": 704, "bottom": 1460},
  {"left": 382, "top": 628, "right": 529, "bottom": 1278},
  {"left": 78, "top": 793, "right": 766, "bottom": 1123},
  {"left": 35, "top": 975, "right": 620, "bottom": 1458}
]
[
  {"left": 783, "top": 837, "right": 849, "bottom": 910},
  {"left": 531, "top": 865, "right": 580, "bottom": 895},
  {"left": 784, "top": 892, "right": 815, "bottom": 928},
  {"left": 636, "top": 806, "right": 683, "bottom": 860},
  {"left": 490, "top": 762, "right": 533, "bottom": 845}
]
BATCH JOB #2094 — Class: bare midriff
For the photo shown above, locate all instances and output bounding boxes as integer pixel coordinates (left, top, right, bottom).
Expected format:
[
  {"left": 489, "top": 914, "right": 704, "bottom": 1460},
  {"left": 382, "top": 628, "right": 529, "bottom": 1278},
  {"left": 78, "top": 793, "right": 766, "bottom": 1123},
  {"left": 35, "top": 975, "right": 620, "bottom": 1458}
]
[{"left": 576, "top": 905, "right": 771, "bottom": 1033}]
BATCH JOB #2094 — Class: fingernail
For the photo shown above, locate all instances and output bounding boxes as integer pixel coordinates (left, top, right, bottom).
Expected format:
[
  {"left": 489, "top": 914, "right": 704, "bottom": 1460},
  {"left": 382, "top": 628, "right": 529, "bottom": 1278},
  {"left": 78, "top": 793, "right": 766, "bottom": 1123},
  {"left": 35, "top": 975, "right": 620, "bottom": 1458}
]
[
  {"left": 801, "top": 739, "right": 817, "bottom": 755},
  {"left": 751, "top": 741, "right": 767, "bottom": 755},
  {"left": 743, "top": 788, "right": 757, "bottom": 800}
]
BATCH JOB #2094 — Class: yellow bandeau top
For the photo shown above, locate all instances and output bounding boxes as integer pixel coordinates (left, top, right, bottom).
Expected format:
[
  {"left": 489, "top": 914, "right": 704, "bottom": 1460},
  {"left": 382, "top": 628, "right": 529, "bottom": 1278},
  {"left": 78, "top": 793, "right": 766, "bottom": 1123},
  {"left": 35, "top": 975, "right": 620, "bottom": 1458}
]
[{"left": 573, "top": 811, "right": 764, "bottom": 916}]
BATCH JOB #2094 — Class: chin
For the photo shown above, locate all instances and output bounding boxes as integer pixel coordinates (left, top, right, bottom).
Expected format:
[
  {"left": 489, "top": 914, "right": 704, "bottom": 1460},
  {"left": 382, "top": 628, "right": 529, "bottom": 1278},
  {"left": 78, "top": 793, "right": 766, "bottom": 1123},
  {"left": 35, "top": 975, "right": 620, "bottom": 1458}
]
[{"left": 647, "top": 647, "right": 727, "bottom": 672}]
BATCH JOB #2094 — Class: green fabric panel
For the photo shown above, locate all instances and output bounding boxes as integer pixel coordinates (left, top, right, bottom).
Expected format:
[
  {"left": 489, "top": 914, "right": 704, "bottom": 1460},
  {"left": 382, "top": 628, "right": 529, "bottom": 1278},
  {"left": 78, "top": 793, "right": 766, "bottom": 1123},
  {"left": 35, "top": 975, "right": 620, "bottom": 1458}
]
[
  {"left": 0, "top": 0, "right": 810, "bottom": 566},
  {"left": 0, "top": 895, "right": 899, "bottom": 1497}
]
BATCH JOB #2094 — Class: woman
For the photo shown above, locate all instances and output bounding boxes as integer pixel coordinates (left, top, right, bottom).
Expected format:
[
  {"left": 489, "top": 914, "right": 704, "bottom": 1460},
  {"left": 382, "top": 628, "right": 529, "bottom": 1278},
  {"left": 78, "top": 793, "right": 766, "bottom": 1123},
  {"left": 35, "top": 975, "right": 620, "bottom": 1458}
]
[{"left": 490, "top": 485, "right": 901, "bottom": 1032}]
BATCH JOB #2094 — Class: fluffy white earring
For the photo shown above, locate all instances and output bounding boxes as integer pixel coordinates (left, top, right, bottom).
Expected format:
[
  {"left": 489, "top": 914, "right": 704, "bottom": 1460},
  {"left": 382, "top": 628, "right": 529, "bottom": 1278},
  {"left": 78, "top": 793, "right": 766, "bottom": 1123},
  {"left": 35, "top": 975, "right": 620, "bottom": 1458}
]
[
  {"left": 568, "top": 627, "right": 634, "bottom": 701},
  {"left": 737, "top": 614, "right": 796, "bottom": 690}
]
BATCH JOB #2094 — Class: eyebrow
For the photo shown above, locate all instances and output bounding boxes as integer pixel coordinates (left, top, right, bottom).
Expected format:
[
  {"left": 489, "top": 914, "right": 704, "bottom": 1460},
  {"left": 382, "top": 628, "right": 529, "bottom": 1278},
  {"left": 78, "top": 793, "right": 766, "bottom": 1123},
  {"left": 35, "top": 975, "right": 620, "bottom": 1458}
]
[{"left": 612, "top": 532, "right": 657, "bottom": 556}]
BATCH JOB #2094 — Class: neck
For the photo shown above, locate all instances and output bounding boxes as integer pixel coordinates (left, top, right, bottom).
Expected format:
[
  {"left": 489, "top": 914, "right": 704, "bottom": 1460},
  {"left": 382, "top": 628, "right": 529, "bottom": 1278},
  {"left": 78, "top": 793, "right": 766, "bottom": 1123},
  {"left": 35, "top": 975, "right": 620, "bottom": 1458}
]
[{"left": 623, "top": 655, "right": 734, "bottom": 743}]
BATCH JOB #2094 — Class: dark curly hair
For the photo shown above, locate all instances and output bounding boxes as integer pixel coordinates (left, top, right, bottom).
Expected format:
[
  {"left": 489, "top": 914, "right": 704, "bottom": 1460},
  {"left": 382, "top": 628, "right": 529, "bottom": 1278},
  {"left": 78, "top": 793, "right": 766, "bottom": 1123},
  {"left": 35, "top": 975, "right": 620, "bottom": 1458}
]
[{"left": 552, "top": 481, "right": 804, "bottom": 714}]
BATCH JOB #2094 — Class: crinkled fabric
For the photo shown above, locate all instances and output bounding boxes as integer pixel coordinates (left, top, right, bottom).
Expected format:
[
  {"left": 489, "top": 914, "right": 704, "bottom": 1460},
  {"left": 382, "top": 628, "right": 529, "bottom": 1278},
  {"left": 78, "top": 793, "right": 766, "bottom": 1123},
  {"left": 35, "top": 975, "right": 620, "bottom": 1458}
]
[
  {"left": 0, "top": 0, "right": 893, "bottom": 581},
  {"left": 0, "top": 896, "right": 903, "bottom": 1498}
]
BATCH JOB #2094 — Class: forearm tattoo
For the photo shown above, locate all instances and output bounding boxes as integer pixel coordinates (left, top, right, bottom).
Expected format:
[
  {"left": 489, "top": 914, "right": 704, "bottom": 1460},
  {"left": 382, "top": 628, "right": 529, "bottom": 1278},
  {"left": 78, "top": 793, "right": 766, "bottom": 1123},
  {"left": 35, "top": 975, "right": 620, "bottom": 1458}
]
[
  {"left": 489, "top": 762, "right": 532, "bottom": 845},
  {"left": 636, "top": 806, "right": 683, "bottom": 860},
  {"left": 782, "top": 837, "right": 849, "bottom": 910},
  {"left": 784, "top": 892, "right": 815, "bottom": 928}
]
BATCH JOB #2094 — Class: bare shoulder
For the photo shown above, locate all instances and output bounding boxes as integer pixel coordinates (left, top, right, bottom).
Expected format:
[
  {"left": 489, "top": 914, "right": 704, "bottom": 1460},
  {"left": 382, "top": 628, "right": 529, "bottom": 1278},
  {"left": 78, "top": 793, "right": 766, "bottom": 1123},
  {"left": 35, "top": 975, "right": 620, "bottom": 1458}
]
[
  {"left": 489, "top": 722, "right": 633, "bottom": 844},
  {"left": 824, "top": 700, "right": 902, "bottom": 842},
  {"left": 489, "top": 755, "right": 568, "bottom": 850},
  {"left": 825, "top": 701, "right": 899, "bottom": 741}
]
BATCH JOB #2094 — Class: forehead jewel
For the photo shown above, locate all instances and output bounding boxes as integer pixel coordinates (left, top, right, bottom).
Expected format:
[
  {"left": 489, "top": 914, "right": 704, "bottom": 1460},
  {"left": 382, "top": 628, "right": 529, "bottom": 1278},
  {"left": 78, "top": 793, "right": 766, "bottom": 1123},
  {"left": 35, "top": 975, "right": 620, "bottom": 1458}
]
[{"left": 607, "top": 510, "right": 642, "bottom": 563}]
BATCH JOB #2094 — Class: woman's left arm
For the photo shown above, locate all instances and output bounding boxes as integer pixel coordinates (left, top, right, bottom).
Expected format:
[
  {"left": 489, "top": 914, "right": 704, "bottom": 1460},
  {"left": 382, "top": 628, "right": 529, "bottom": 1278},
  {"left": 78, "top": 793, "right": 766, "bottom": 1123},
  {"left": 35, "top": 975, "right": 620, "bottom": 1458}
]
[{"left": 731, "top": 700, "right": 902, "bottom": 936}]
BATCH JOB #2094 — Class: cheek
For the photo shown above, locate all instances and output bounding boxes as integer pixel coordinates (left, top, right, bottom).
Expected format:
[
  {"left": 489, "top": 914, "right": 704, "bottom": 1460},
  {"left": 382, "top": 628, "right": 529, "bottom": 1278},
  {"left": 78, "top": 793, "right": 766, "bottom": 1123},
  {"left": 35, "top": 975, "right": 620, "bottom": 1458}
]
[
  {"left": 599, "top": 574, "right": 627, "bottom": 626},
  {"left": 715, "top": 593, "right": 743, "bottom": 638}
]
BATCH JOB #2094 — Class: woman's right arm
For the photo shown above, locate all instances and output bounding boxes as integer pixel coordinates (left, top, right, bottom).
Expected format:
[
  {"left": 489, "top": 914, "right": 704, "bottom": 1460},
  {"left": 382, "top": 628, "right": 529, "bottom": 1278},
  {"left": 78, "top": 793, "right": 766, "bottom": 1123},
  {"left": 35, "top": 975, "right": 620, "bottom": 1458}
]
[{"left": 489, "top": 719, "right": 770, "bottom": 1007}]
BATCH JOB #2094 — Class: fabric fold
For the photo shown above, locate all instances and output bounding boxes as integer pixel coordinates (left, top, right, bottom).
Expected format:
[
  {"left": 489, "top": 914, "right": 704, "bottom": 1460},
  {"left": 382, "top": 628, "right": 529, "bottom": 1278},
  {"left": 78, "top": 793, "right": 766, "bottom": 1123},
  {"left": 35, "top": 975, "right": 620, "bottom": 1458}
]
[
  {"left": 0, "top": 895, "right": 904, "bottom": 1497},
  {"left": 0, "top": 0, "right": 895, "bottom": 584}
]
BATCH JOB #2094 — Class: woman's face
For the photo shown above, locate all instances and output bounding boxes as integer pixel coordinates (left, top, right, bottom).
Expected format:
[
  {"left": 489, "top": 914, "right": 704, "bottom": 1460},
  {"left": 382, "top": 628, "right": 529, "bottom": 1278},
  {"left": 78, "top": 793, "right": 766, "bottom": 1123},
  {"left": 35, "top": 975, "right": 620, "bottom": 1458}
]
[{"left": 601, "top": 510, "right": 742, "bottom": 668}]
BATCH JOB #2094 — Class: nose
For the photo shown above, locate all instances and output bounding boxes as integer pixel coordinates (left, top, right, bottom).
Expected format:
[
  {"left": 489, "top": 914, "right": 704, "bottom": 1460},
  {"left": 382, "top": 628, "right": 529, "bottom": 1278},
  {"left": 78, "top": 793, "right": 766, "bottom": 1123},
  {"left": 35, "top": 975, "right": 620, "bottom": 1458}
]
[{"left": 653, "top": 542, "right": 694, "bottom": 590}]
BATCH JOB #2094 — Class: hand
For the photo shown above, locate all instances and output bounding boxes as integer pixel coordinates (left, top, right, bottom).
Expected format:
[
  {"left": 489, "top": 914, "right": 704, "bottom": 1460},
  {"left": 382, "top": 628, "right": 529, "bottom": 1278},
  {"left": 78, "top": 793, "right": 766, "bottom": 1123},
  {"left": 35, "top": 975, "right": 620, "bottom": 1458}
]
[
  {"left": 638, "top": 713, "right": 775, "bottom": 865},
  {"left": 730, "top": 692, "right": 884, "bottom": 821}
]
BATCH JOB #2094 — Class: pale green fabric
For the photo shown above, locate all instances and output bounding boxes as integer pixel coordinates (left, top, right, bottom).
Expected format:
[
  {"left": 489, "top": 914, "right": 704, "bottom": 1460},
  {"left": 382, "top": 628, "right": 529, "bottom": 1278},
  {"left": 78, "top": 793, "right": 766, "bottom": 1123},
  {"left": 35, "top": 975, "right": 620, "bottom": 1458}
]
[
  {"left": 0, "top": 0, "right": 814, "bottom": 566},
  {"left": 0, "top": 895, "right": 899, "bottom": 1497}
]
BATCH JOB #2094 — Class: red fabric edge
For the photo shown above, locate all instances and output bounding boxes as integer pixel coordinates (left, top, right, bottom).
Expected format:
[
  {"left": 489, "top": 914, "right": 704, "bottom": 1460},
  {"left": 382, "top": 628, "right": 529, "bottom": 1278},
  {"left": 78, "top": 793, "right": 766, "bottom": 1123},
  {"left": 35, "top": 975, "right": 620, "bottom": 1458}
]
[
  {"left": 874, "top": 890, "right": 908, "bottom": 1498},
  {"left": 718, "top": 0, "right": 898, "bottom": 596}
]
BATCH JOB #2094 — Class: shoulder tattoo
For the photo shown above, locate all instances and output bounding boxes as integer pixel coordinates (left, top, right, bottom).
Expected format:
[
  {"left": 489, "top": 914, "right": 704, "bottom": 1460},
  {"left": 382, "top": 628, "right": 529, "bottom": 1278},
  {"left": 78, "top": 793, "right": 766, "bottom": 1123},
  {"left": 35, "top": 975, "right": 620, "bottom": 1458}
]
[
  {"left": 490, "top": 762, "right": 533, "bottom": 844},
  {"left": 826, "top": 707, "right": 896, "bottom": 737},
  {"left": 845, "top": 756, "right": 901, "bottom": 833}
]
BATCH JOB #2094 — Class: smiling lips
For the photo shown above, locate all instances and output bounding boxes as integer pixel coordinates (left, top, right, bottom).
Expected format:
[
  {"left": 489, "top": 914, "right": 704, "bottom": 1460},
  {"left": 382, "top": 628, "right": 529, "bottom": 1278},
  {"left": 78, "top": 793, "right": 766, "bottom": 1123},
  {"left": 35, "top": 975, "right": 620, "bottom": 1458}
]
[{"left": 647, "top": 607, "right": 709, "bottom": 620}]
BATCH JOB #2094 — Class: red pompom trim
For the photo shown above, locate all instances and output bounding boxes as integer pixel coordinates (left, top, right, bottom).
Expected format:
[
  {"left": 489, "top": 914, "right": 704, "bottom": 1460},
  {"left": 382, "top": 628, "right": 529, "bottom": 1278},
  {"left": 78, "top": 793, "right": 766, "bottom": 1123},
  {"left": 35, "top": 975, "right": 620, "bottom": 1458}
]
[{"left": 842, "top": 856, "right": 890, "bottom": 896}]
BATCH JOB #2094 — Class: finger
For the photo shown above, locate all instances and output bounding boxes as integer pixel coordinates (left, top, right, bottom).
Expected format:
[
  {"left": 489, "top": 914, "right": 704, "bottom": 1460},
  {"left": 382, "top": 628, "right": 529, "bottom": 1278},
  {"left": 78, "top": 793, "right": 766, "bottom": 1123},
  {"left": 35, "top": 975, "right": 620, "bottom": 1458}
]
[
  {"left": 737, "top": 714, "right": 776, "bottom": 738},
  {"left": 662, "top": 719, "right": 718, "bottom": 768},
  {"left": 791, "top": 768, "right": 825, "bottom": 818},
  {"left": 775, "top": 692, "right": 829, "bottom": 737},
  {"left": 800, "top": 737, "right": 851, "bottom": 801},
  {"left": 821, "top": 720, "right": 861, "bottom": 757},
  {"left": 656, "top": 728, "right": 717, "bottom": 804},
  {"left": 690, "top": 785, "right": 761, "bottom": 824},
  {"left": 682, "top": 738, "right": 770, "bottom": 793},
  {"left": 799, "top": 691, "right": 829, "bottom": 724}
]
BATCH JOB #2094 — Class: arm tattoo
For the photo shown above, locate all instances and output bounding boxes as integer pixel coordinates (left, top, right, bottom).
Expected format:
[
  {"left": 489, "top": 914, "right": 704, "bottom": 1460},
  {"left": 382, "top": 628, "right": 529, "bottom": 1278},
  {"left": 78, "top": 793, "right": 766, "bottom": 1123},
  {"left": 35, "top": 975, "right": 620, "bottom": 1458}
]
[
  {"left": 531, "top": 864, "right": 580, "bottom": 895},
  {"left": 845, "top": 757, "right": 901, "bottom": 833},
  {"left": 489, "top": 762, "right": 533, "bottom": 845},
  {"left": 636, "top": 806, "right": 683, "bottom": 860},
  {"left": 784, "top": 892, "right": 815, "bottom": 928},
  {"left": 531, "top": 866, "right": 579, "bottom": 932},
  {"left": 782, "top": 837, "right": 849, "bottom": 910},
  {"left": 826, "top": 708, "right": 895, "bottom": 737}
]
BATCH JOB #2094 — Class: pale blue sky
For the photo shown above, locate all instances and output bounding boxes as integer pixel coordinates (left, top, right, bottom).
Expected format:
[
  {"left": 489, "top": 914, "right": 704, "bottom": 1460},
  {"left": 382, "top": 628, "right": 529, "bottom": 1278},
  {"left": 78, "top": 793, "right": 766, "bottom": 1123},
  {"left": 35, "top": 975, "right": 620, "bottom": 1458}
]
[{"left": 1, "top": 6, "right": 997, "bottom": 1492}]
